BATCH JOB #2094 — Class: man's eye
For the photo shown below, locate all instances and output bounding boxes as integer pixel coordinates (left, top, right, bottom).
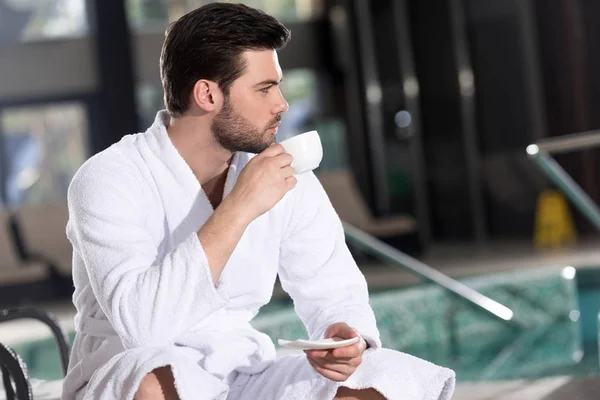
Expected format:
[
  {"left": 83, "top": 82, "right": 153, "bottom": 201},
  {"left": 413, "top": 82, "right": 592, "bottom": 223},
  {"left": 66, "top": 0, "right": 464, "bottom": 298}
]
[{"left": 259, "top": 87, "right": 271, "bottom": 94}]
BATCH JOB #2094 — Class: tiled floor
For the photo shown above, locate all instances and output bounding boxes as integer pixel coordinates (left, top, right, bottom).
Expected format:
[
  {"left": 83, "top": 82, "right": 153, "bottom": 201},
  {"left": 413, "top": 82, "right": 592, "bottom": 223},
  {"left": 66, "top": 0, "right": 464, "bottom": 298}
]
[
  {"left": 359, "top": 236, "right": 600, "bottom": 291},
  {"left": 452, "top": 376, "right": 572, "bottom": 400},
  {"left": 452, "top": 376, "right": 600, "bottom": 400},
  {"left": 542, "top": 376, "right": 600, "bottom": 399}
]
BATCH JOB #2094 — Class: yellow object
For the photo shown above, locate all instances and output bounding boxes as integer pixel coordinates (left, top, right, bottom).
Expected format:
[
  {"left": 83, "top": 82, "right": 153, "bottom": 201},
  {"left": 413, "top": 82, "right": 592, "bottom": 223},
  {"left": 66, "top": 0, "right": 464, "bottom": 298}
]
[{"left": 534, "top": 190, "right": 577, "bottom": 248}]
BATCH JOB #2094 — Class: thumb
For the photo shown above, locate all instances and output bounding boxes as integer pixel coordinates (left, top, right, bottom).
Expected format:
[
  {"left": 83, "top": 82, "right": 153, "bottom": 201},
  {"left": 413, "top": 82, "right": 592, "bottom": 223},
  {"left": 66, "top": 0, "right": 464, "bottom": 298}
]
[{"left": 325, "top": 323, "right": 358, "bottom": 340}]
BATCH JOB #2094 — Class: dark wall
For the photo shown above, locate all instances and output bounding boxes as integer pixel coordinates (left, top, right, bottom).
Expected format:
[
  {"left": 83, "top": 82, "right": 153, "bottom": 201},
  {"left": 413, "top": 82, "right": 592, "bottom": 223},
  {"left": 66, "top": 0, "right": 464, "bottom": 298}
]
[
  {"left": 405, "top": 0, "right": 600, "bottom": 239},
  {"left": 409, "top": 0, "right": 472, "bottom": 240},
  {"left": 535, "top": 0, "right": 600, "bottom": 233},
  {"left": 466, "top": 0, "right": 530, "bottom": 154},
  {"left": 465, "top": 0, "right": 544, "bottom": 238}
]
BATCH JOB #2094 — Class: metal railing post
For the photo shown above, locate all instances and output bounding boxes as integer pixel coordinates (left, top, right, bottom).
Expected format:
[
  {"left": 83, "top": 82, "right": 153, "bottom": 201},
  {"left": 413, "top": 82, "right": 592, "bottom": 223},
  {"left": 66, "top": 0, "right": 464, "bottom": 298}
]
[
  {"left": 343, "top": 222, "right": 515, "bottom": 323},
  {"left": 526, "top": 130, "right": 600, "bottom": 232}
]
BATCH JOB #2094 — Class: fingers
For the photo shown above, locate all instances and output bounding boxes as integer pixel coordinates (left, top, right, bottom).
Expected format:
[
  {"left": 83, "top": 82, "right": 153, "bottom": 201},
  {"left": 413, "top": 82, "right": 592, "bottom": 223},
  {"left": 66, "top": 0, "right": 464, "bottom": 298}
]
[
  {"left": 304, "top": 349, "right": 329, "bottom": 359},
  {"left": 285, "top": 176, "right": 297, "bottom": 191},
  {"left": 306, "top": 355, "right": 355, "bottom": 382},
  {"left": 307, "top": 353, "right": 356, "bottom": 372},
  {"left": 281, "top": 165, "right": 295, "bottom": 178},
  {"left": 247, "top": 144, "right": 296, "bottom": 192},
  {"left": 260, "top": 143, "right": 286, "bottom": 157},
  {"left": 273, "top": 152, "right": 293, "bottom": 168},
  {"left": 257, "top": 149, "right": 292, "bottom": 170},
  {"left": 305, "top": 333, "right": 365, "bottom": 361},
  {"left": 332, "top": 343, "right": 362, "bottom": 359},
  {"left": 305, "top": 350, "right": 351, "bottom": 363},
  {"left": 305, "top": 340, "right": 365, "bottom": 382},
  {"left": 305, "top": 349, "right": 363, "bottom": 366},
  {"left": 324, "top": 324, "right": 364, "bottom": 359},
  {"left": 307, "top": 357, "right": 347, "bottom": 382},
  {"left": 259, "top": 145, "right": 294, "bottom": 169}
]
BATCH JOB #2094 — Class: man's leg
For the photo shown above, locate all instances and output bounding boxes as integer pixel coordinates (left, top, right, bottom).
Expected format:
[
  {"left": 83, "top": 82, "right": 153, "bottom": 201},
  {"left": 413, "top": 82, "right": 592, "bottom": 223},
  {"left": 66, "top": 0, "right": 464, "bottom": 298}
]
[
  {"left": 228, "top": 353, "right": 405, "bottom": 400},
  {"left": 335, "top": 387, "right": 386, "bottom": 400},
  {"left": 134, "top": 366, "right": 179, "bottom": 400}
]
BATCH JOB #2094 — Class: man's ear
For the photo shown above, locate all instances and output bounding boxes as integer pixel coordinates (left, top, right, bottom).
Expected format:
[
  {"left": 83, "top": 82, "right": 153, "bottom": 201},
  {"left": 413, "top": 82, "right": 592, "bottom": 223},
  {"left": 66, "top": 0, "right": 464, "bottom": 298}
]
[{"left": 191, "top": 80, "right": 222, "bottom": 112}]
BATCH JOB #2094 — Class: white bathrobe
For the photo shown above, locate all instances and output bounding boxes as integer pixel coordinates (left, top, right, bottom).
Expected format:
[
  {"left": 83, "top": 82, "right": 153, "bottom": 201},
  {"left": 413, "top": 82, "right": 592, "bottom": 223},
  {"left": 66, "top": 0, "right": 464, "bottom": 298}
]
[{"left": 62, "top": 111, "right": 455, "bottom": 400}]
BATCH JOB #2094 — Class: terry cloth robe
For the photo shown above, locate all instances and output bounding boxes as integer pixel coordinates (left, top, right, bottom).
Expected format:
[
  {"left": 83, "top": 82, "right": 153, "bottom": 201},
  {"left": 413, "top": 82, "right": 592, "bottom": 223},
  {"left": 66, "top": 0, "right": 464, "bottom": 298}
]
[{"left": 61, "top": 110, "right": 455, "bottom": 400}]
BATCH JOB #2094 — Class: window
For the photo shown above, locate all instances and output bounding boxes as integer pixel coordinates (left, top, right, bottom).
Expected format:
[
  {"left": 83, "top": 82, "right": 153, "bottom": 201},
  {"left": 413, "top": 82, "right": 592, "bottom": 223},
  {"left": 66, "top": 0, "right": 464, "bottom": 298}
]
[
  {"left": 0, "top": 102, "right": 88, "bottom": 207},
  {"left": 126, "top": 0, "right": 323, "bottom": 31},
  {"left": 279, "top": 69, "right": 347, "bottom": 171},
  {"left": 0, "top": 0, "right": 87, "bottom": 45},
  {"left": 137, "top": 84, "right": 165, "bottom": 130}
]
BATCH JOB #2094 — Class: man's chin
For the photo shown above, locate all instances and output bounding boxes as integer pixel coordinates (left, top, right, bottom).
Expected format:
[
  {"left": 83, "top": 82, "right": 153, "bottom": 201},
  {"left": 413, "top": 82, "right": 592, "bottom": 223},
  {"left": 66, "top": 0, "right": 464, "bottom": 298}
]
[
  {"left": 257, "top": 137, "right": 276, "bottom": 153},
  {"left": 235, "top": 142, "right": 272, "bottom": 154},
  {"left": 256, "top": 143, "right": 273, "bottom": 154}
]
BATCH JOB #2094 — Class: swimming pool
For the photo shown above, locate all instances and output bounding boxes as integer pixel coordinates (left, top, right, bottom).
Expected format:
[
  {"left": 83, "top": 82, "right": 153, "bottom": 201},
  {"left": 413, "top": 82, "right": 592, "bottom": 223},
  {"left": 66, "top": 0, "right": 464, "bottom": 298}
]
[{"left": 8, "top": 266, "right": 597, "bottom": 383}]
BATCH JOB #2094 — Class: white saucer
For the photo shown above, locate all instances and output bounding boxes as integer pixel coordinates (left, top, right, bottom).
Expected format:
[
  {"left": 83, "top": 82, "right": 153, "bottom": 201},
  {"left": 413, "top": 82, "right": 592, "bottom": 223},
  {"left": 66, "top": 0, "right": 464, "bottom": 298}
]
[{"left": 277, "top": 337, "right": 360, "bottom": 350}]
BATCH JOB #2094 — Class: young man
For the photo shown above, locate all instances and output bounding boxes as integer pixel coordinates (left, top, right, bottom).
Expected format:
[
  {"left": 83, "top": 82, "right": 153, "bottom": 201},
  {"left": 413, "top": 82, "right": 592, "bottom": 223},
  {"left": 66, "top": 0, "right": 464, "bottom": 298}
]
[{"left": 62, "top": 3, "right": 454, "bottom": 400}]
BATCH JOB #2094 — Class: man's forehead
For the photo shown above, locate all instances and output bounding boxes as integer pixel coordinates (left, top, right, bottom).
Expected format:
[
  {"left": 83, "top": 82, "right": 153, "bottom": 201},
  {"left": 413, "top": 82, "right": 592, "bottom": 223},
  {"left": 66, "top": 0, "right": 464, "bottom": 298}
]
[{"left": 240, "top": 49, "right": 283, "bottom": 82}]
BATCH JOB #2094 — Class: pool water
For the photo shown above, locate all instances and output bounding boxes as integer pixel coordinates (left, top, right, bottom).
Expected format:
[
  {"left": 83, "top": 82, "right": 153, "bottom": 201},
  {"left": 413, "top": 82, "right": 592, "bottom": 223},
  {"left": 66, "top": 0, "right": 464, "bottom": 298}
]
[
  {"left": 570, "top": 267, "right": 600, "bottom": 375},
  {"left": 9, "top": 266, "right": 599, "bottom": 383}
]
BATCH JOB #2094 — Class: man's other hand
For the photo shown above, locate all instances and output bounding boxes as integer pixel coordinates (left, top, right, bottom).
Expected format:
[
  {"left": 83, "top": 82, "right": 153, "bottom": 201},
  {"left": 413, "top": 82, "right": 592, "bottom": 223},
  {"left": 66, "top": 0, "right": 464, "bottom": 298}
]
[{"left": 304, "top": 322, "right": 367, "bottom": 382}]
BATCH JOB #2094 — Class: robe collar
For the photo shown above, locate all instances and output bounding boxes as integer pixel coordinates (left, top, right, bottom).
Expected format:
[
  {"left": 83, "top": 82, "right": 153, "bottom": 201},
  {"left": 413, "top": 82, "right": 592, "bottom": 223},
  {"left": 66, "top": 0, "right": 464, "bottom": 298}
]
[{"left": 148, "top": 110, "right": 247, "bottom": 205}]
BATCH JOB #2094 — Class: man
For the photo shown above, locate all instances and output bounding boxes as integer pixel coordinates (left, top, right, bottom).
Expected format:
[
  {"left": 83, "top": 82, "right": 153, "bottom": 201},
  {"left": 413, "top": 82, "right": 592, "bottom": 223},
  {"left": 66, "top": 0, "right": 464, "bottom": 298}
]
[{"left": 62, "top": 3, "right": 454, "bottom": 400}]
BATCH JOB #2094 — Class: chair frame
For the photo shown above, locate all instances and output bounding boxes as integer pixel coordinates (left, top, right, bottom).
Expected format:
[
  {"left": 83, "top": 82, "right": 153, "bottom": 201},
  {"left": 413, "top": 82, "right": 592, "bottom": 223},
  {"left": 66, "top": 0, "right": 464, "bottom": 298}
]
[{"left": 0, "top": 308, "right": 70, "bottom": 400}]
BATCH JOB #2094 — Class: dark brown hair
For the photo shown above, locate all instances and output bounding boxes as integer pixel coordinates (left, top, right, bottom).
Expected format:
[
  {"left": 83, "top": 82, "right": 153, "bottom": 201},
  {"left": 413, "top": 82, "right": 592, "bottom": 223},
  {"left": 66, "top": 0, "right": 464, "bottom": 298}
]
[{"left": 160, "top": 3, "right": 291, "bottom": 116}]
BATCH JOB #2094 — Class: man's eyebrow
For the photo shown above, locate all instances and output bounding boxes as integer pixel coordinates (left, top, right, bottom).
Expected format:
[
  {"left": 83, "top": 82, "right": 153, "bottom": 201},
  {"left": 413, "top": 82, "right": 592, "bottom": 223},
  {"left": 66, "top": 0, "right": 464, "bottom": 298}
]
[{"left": 253, "top": 78, "right": 283, "bottom": 87}]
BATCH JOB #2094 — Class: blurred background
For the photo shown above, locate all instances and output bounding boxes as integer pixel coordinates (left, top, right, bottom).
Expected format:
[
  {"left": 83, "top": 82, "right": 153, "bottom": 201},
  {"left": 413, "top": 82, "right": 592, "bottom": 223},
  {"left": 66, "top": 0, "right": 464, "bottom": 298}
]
[{"left": 2, "top": 0, "right": 600, "bottom": 399}]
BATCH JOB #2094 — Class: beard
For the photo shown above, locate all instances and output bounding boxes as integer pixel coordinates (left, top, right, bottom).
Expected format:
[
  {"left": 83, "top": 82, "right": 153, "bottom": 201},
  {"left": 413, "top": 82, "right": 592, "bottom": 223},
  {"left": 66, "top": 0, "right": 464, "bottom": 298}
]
[{"left": 211, "top": 96, "right": 281, "bottom": 154}]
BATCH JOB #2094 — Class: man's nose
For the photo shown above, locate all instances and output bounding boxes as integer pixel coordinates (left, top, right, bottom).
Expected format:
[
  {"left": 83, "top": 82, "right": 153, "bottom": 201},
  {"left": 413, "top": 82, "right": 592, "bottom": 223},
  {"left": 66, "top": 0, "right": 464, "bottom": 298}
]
[{"left": 273, "top": 93, "right": 289, "bottom": 114}]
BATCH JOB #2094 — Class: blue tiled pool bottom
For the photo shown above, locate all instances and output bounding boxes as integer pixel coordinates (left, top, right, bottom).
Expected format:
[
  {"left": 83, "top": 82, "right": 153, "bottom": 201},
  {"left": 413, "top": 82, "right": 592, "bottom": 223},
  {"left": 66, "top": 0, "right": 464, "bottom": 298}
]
[
  {"left": 12, "top": 266, "right": 597, "bottom": 383},
  {"left": 254, "top": 266, "right": 585, "bottom": 382}
]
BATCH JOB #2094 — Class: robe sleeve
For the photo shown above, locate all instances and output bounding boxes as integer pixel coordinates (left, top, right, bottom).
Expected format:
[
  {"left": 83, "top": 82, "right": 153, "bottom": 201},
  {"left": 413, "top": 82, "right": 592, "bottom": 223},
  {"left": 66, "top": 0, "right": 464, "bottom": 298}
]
[
  {"left": 67, "top": 157, "right": 228, "bottom": 349},
  {"left": 277, "top": 172, "right": 382, "bottom": 349}
]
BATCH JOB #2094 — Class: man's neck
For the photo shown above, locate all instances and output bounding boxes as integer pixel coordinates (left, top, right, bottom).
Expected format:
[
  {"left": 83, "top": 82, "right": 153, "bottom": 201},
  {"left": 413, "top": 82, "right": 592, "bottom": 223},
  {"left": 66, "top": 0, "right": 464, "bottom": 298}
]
[
  {"left": 166, "top": 113, "right": 233, "bottom": 186},
  {"left": 202, "top": 170, "right": 229, "bottom": 209}
]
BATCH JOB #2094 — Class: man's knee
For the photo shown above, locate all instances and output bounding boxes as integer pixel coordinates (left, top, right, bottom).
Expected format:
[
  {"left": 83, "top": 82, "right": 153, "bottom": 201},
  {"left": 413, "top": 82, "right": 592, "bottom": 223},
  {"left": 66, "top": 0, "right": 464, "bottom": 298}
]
[
  {"left": 335, "top": 387, "right": 386, "bottom": 400},
  {"left": 134, "top": 366, "right": 179, "bottom": 400}
]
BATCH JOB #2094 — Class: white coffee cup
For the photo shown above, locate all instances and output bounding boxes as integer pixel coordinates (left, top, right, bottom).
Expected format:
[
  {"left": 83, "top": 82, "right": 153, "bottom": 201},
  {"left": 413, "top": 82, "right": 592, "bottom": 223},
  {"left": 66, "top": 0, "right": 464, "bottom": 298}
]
[{"left": 279, "top": 130, "right": 323, "bottom": 174}]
